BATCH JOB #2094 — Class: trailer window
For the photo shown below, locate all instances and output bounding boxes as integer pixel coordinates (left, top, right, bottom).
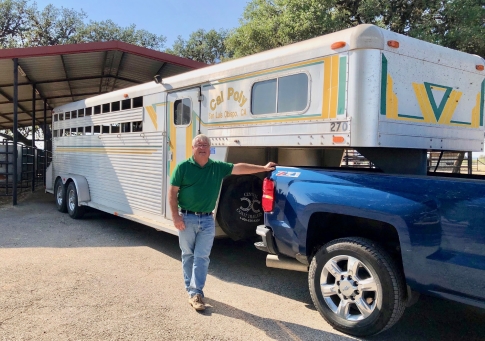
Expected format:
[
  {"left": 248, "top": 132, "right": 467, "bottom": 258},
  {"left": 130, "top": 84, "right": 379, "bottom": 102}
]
[
  {"left": 58, "top": 113, "right": 63, "bottom": 121},
  {"left": 94, "top": 106, "right": 101, "bottom": 115},
  {"left": 102, "top": 124, "right": 110, "bottom": 134},
  {"left": 85, "top": 107, "right": 92, "bottom": 116},
  {"left": 53, "top": 114, "right": 58, "bottom": 122},
  {"left": 174, "top": 98, "right": 191, "bottom": 125},
  {"left": 65, "top": 112, "right": 70, "bottom": 120},
  {"left": 85, "top": 126, "right": 92, "bottom": 135},
  {"left": 121, "top": 122, "right": 131, "bottom": 133},
  {"left": 251, "top": 73, "right": 309, "bottom": 115},
  {"left": 77, "top": 127, "right": 84, "bottom": 135},
  {"left": 71, "top": 110, "right": 77, "bottom": 119},
  {"left": 111, "top": 101, "right": 120, "bottom": 112},
  {"left": 133, "top": 96, "right": 143, "bottom": 108},
  {"left": 53, "top": 130, "right": 58, "bottom": 137},
  {"left": 78, "top": 109, "right": 84, "bottom": 118},
  {"left": 102, "top": 103, "right": 110, "bottom": 113},
  {"left": 278, "top": 73, "right": 308, "bottom": 112},
  {"left": 93, "top": 126, "right": 101, "bottom": 135},
  {"left": 111, "top": 123, "right": 120, "bottom": 133},
  {"left": 252, "top": 79, "right": 276, "bottom": 115},
  {"left": 122, "top": 99, "right": 131, "bottom": 110},
  {"left": 132, "top": 121, "right": 143, "bottom": 132}
]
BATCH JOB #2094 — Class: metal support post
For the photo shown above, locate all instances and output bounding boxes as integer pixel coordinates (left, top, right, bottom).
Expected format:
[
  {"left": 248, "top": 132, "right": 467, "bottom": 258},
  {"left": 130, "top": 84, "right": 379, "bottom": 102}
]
[
  {"left": 44, "top": 100, "right": 47, "bottom": 186},
  {"left": 32, "top": 85, "right": 36, "bottom": 191},
  {"left": 13, "top": 58, "right": 18, "bottom": 205}
]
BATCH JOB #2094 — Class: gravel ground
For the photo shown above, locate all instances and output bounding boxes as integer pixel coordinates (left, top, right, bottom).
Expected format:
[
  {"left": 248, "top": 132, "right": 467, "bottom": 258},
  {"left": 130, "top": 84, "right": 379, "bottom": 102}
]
[{"left": 1, "top": 191, "right": 484, "bottom": 341}]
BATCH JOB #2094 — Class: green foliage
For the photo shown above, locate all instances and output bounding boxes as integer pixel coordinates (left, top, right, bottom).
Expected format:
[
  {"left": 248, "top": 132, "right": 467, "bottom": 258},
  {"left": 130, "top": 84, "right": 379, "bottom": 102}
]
[
  {"left": 165, "top": 29, "right": 231, "bottom": 64},
  {"left": 76, "top": 20, "right": 165, "bottom": 50},
  {"left": 0, "top": 0, "right": 33, "bottom": 48},
  {"left": 226, "top": 0, "right": 485, "bottom": 58},
  {"left": 226, "top": 0, "right": 347, "bottom": 58},
  {"left": 408, "top": 0, "right": 485, "bottom": 57},
  {"left": 0, "top": 0, "right": 166, "bottom": 50}
]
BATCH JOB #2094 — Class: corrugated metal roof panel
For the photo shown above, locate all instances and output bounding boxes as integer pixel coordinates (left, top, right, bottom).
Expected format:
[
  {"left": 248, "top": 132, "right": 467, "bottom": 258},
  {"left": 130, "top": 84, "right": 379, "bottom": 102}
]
[
  {"left": 19, "top": 56, "right": 66, "bottom": 82},
  {"left": 63, "top": 52, "right": 106, "bottom": 78},
  {"left": 0, "top": 41, "right": 206, "bottom": 130}
]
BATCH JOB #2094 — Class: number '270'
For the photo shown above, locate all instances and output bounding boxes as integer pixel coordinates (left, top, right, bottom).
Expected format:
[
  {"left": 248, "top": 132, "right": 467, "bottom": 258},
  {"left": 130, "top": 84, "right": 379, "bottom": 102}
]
[{"left": 330, "top": 122, "right": 348, "bottom": 132}]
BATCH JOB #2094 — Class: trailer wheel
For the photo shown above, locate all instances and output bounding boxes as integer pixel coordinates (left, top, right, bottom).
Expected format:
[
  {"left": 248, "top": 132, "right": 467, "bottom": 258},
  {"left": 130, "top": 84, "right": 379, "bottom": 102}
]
[
  {"left": 66, "top": 182, "right": 85, "bottom": 219},
  {"left": 54, "top": 178, "right": 67, "bottom": 213},
  {"left": 216, "top": 175, "right": 263, "bottom": 240},
  {"left": 308, "top": 237, "right": 406, "bottom": 337}
]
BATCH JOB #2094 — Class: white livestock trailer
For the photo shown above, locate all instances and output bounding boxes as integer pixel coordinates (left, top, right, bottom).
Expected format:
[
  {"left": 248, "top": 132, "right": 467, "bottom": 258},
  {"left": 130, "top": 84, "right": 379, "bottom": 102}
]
[{"left": 46, "top": 24, "right": 485, "bottom": 240}]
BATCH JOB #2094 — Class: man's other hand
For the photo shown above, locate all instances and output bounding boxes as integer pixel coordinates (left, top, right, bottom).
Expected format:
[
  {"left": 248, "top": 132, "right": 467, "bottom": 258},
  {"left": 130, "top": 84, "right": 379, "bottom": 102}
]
[{"left": 173, "top": 215, "right": 185, "bottom": 231}]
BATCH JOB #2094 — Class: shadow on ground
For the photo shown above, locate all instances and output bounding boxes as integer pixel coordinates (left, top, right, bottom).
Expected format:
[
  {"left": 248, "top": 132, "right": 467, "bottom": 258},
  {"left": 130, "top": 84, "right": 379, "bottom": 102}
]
[{"left": 2, "top": 191, "right": 485, "bottom": 341}]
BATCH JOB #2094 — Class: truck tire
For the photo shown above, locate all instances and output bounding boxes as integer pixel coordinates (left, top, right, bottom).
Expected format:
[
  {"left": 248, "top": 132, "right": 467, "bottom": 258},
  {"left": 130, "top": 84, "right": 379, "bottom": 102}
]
[
  {"left": 216, "top": 175, "right": 263, "bottom": 241},
  {"left": 308, "top": 237, "right": 406, "bottom": 337},
  {"left": 54, "top": 178, "right": 67, "bottom": 213},
  {"left": 66, "top": 182, "right": 85, "bottom": 219}
]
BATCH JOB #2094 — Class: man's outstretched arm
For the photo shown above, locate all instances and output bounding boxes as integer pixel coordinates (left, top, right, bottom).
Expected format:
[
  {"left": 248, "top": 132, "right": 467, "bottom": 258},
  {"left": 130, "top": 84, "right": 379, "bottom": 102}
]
[{"left": 232, "top": 162, "right": 276, "bottom": 175}]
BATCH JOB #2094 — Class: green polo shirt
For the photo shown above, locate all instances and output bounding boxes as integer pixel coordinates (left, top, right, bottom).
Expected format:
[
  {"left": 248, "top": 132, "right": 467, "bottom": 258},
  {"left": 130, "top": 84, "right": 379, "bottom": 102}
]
[{"left": 170, "top": 157, "right": 234, "bottom": 213}]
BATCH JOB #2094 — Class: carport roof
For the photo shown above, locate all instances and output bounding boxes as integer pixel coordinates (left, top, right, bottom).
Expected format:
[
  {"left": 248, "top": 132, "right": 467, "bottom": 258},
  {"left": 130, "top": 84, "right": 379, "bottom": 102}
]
[{"left": 0, "top": 41, "right": 207, "bottom": 130}]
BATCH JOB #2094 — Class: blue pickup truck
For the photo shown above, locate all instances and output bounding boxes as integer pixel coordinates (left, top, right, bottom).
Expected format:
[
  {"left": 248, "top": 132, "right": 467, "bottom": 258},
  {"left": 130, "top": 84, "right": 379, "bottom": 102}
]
[{"left": 255, "top": 166, "right": 485, "bottom": 336}]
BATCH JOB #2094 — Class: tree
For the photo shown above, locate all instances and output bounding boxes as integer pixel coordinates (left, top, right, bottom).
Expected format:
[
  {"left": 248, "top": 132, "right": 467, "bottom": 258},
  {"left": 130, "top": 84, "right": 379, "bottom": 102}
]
[
  {"left": 0, "top": 0, "right": 166, "bottom": 146},
  {"left": 226, "top": 0, "right": 347, "bottom": 58},
  {"left": 165, "top": 29, "right": 231, "bottom": 64},
  {"left": 226, "top": 0, "right": 485, "bottom": 58},
  {"left": 0, "top": 0, "right": 33, "bottom": 48},
  {"left": 0, "top": 0, "right": 166, "bottom": 49},
  {"left": 409, "top": 0, "right": 484, "bottom": 57},
  {"left": 74, "top": 20, "right": 166, "bottom": 50}
]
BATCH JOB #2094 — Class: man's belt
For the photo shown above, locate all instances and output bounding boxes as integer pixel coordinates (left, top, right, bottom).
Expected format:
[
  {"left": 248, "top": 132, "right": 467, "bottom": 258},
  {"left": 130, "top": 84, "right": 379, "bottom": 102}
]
[{"left": 180, "top": 209, "right": 213, "bottom": 216}]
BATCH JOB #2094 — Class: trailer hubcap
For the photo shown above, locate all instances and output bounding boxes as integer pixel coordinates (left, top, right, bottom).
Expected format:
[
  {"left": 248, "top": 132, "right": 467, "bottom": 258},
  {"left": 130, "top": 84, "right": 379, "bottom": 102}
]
[
  {"left": 68, "top": 189, "right": 75, "bottom": 211},
  {"left": 56, "top": 185, "right": 63, "bottom": 205}
]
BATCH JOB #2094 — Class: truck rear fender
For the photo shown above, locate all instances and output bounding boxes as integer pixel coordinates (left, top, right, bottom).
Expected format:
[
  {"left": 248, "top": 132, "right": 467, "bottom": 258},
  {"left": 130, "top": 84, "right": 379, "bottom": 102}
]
[{"left": 305, "top": 211, "right": 404, "bottom": 273}]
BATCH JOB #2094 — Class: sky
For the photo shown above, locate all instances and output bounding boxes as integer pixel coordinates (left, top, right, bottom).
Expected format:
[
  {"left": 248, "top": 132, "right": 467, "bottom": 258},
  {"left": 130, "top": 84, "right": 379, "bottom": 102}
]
[{"left": 33, "top": 0, "right": 249, "bottom": 48}]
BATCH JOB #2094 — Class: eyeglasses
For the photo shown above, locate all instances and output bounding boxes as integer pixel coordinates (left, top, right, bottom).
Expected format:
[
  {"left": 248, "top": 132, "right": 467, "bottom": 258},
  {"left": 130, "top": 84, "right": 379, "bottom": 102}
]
[{"left": 194, "top": 144, "right": 210, "bottom": 148}]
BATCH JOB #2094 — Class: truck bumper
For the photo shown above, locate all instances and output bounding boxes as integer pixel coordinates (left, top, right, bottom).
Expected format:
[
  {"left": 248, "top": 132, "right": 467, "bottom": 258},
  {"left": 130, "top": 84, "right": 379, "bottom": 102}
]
[{"left": 254, "top": 225, "right": 279, "bottom": 254}]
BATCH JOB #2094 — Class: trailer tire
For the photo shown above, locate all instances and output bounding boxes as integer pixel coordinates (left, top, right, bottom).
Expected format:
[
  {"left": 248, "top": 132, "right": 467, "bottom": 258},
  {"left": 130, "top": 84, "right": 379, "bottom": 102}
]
[
  {"left": 216, "top": 175, "right": 263, "bottom": 241},
  {"left": 66, "top": 182, "right": 85, "bottom": 219},
  {"left": 308, "top": 237, "right": 406, "bottom": 337},
  {"left": 54, "top": 178, "right": 67, "bottom": 213}
]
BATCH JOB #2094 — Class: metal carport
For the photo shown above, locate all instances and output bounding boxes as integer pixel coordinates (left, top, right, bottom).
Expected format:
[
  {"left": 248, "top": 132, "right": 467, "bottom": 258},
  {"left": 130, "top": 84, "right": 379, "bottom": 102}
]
[{"left": 0, "top": 41, "right": 206, "bottom": 204}]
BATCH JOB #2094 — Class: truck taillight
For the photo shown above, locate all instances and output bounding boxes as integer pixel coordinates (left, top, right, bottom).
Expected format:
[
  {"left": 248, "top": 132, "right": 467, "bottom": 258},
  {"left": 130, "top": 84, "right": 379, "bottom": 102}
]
[{"left": 262, "top": 178, "right": 275, "bottom": 212}]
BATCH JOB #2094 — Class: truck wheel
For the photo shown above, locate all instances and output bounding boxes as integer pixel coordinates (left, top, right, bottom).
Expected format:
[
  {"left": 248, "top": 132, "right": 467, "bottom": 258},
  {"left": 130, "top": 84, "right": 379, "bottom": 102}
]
[
  {"left": 66, "top": 182, "right": 85, "bottom": 219},
  {"left": 216, "top": 175, "right": 263, "bottom": 241},
  {"left": 54, "top": 178, "right": 67, "bottom": 213},
  {"left": 308, "top": 237, "right": 406, "bottom": 337}
]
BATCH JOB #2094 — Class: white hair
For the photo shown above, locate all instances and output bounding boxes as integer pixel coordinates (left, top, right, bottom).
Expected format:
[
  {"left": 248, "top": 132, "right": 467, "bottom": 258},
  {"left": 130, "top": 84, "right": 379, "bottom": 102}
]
[{"left": 192, "top": 134, "right": 211, "bottom": 147}]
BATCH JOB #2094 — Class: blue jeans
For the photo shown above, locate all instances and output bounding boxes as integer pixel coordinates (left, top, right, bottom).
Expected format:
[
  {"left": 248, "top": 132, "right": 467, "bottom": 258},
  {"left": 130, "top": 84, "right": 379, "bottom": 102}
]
[{"left": 178, "top": 213, "right": 215, "bottom": 298}]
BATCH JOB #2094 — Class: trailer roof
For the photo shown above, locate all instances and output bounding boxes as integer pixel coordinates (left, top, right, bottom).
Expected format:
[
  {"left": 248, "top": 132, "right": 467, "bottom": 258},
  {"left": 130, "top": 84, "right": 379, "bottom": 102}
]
[{"left": 0, "top": 41, "right": 207, "bottom": 130}]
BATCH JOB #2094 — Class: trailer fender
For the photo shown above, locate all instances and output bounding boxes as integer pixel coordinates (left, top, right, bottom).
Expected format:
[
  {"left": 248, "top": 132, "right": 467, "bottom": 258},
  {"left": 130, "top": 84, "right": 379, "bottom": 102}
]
[{"left": 59, "top": 174, "right": 91, "bottom": 205}]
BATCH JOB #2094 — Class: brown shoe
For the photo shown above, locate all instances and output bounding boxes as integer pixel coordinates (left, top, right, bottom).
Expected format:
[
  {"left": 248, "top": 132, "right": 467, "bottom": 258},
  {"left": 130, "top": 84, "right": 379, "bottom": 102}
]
[{"left": 188, "top": 294, "right": 205, "bottom": 311}]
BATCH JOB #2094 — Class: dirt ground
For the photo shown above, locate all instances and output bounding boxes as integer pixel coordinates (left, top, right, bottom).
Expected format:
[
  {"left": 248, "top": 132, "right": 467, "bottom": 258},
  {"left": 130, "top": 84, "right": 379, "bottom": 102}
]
[{"left": 1, "top": 191, "right": 485, "bottom": 341}]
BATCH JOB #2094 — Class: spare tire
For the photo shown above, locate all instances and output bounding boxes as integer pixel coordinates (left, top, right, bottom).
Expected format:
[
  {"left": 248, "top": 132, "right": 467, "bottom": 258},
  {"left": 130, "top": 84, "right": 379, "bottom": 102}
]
[{"left": 216, "top": 175, "right": 263, "bottom": 241}]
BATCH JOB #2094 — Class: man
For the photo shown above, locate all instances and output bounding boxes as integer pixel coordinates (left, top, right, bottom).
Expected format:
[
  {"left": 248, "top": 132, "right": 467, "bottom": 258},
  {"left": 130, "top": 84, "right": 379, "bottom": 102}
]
[{"left": 169, "top": 134, "right": 276, "bottom": 311}]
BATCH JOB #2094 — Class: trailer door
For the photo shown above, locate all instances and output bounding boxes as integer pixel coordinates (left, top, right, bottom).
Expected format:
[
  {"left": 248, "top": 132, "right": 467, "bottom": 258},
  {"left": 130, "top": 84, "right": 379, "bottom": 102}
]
[{"left": 165, "top": 87, "right": 201, "bottom": 220}]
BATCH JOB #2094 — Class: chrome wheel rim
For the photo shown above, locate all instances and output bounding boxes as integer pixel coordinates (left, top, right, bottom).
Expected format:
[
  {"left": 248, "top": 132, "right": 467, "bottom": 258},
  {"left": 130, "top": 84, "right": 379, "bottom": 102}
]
[
  {"left": 68, "top": 188, "right": 76, "bottom": 212},
  {"left": 56, "top": 184, "right": 63, "bottom": 206},
  {"left": 320, "top": 255, "right": 379, "bottom": 321}
]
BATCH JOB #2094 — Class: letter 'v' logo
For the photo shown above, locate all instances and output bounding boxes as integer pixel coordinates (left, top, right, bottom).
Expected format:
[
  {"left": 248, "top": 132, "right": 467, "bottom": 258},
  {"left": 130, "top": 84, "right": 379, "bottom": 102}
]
[{"left": 412, "top": 82, "right": 462, "bottom": 123}]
